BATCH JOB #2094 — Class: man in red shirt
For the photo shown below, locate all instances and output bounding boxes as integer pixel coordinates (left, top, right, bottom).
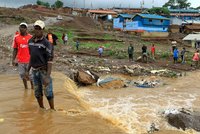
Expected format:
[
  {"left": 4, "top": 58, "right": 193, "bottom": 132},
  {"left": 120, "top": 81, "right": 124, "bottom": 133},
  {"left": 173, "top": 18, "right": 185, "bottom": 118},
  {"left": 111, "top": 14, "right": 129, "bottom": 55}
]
[
  {"left": 12, "top": 22, "right": 33, "bottom": 89},
  {"left": 151, "top": 44, "right": 156, "bottom": 60}
]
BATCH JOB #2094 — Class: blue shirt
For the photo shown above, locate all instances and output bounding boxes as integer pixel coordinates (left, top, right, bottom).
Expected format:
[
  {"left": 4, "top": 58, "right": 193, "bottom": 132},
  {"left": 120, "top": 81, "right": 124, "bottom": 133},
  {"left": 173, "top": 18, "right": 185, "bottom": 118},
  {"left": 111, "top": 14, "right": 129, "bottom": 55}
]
[{"left": 173, "top": 49, "right": 179, "bottom": 58}]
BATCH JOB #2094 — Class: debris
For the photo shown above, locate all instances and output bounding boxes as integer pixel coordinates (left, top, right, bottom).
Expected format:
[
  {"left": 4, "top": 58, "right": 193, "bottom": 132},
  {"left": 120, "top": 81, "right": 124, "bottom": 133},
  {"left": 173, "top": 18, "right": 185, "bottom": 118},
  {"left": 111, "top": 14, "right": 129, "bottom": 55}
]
[{"left": 97, "top": 77, "right": 125, "bottom": 89}]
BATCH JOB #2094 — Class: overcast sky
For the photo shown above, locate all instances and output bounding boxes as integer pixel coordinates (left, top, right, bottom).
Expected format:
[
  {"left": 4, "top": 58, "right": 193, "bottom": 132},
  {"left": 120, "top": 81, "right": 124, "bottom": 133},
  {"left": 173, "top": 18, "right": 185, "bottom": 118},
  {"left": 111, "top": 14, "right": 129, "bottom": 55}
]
[{"left": 0, "top": 0, "right": 199, "bottom": 8}]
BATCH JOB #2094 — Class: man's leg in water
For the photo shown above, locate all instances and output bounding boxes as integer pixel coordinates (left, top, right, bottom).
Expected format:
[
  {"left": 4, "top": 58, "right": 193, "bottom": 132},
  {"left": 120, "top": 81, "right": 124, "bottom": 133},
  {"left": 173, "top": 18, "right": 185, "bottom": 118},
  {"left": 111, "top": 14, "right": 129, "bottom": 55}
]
[
  {"left": 44, "top": 77, "right": 55, "bottom": 110},
  {"left": 22, "top": 79, "right": 28, "bottom": 89},
  {"left": 37, "top": 97, "right": 44, "bottom": 108},
  {"left": 33, "top": 70, "right": 45, "bottom": 108},
  {"left": 48, "top": 99, "right": 54, "bottom": 110}
]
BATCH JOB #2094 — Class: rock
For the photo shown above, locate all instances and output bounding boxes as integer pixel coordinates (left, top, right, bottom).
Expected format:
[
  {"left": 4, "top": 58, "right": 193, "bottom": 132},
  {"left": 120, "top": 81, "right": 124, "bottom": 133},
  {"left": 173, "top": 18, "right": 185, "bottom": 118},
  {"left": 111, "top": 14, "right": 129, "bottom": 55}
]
[
  {"left": 165, "top": 108, "right": 200, "bottom": 131},
  {"left": 97, "top": 66, "right": 111, "bottom": 72},
  {"left": 97, "top": 77, "right": 125, "bottom": 89},
  {"left": 76, "top": 70, "right": 99, "bottom": 85}
]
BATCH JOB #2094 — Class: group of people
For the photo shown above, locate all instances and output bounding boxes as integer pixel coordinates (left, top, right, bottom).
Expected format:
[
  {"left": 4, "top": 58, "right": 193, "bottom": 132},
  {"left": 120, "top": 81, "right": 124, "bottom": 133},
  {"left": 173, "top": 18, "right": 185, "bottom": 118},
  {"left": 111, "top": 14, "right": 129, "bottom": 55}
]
[
  {"left": 128, "top": 44, "right": 156, "bottom": 63},
  {"left": 12, "top": 20, "right": 55, "bottom": 110}
]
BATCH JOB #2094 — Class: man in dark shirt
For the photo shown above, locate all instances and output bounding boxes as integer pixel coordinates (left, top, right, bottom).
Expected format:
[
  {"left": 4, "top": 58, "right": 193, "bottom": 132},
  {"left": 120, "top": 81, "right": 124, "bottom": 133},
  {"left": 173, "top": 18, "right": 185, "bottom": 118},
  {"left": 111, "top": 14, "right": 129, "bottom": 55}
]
[
  {"left": 128, "top": 44, "right": 134, "bottom": 62},
  {"left": 27, "top": 20, "right": 55, "bottom": 110},
  {"left": 142, "top": 44, "right": 147, "bottom": 63}
]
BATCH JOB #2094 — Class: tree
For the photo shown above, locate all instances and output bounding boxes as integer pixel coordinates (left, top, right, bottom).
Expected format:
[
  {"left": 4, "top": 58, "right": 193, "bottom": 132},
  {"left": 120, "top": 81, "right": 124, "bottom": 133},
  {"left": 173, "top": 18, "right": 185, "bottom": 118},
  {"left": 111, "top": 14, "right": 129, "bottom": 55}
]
[
  {"left": 36, "top": 0, "right": 50, "bottom": 8},
  {"left": 163, "top": 0, "right": 191, "bottom": 9},
  {"left": 147, "top": 7, "right": 170, "bottom": 16},
  {"left": 52, "top": 0, "right": 63, "bottom": 8},
  {"left": 196, "top": 6, "right": 200, "bottom": 9}
]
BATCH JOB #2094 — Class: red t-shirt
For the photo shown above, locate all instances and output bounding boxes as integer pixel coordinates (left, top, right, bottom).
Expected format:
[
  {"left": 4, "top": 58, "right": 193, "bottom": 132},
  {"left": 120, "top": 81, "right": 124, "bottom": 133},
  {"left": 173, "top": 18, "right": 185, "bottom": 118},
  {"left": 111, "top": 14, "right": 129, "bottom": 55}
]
[
  {"left": 151, "top": 46, "right": 155, "bottom": 53},
  {"left": 12, "top": 34, "right": 32, "bottom": 63}
]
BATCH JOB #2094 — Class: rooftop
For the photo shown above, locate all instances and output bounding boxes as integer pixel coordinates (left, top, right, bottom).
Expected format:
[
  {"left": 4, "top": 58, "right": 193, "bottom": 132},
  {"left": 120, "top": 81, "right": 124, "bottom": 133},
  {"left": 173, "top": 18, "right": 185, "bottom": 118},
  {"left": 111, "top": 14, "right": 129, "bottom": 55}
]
[
  {"left": 88, "top": 10, "right": 117, "bottom": 15},
  {"left": 169, "top": 9, "right": 199, "bottom": 13},
  {"left": 134, "top": 14, "right": 170, "bottom": 20},
  {"left": 183, "top": 34, "right": 200, "bottom": 41},
  {"left": 118, "top": 14, "right": 134, "bottom": 19}
]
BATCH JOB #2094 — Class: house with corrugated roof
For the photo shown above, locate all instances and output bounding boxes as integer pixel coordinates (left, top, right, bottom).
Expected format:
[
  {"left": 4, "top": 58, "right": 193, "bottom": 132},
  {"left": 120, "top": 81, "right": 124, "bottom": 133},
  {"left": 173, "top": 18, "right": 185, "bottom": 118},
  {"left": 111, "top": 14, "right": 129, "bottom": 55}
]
[
  {"left": 127, "top": 14, "right": 170, "bottom": 32},
  {"left": 169, "top": 9, "right": 200, "bottom": 21},
  {"left": 183, "top": 34, "right": 200, "bottom": 47},
  {"left": 184, "top": 24, "right": 200, "bottom": 34},
  {"left": 113, "top": 13, "right": 170, "bottom": 32},
  {"left": 113, "top": 14, "right": 134, "bottom": 30}
]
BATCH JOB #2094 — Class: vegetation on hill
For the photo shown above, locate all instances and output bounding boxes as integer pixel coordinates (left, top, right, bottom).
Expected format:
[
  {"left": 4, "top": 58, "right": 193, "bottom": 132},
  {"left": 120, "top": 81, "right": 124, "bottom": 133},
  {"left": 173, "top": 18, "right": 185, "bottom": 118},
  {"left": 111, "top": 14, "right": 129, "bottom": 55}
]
[
  {"left": 36, "top": 0, "right": 63, "bottom": 8},
  {"left": 163, "top": 0, "right": 191, "bottom": 9}
]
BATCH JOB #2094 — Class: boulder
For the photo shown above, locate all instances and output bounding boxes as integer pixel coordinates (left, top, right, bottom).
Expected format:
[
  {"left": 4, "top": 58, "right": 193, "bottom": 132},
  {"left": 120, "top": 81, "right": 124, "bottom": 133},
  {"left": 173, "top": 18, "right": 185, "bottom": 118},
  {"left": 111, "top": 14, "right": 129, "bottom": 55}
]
[
  {"left": 165, "top": 109, "right": 200, "bottom": 131},
  {"left": 76, "top": 70, "right": 99, "bottom": 85}
]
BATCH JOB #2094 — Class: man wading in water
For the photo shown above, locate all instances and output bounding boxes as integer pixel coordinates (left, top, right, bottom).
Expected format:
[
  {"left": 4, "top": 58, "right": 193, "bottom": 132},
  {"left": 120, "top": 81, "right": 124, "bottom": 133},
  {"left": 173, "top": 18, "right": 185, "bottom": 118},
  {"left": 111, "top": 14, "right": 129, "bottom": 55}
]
[
  {"left": 12, "top": 22, "right": 33, "bottom": 89},
  {"left": 26, "top": 20, "right": 55, "bottom": 110}
]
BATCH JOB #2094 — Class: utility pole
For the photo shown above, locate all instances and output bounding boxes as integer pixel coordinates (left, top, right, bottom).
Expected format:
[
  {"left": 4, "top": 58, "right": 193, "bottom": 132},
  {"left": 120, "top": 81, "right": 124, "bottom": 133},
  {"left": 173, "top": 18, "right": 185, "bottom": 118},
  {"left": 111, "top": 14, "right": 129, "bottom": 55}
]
[
  {"left": 84, "top": 0, "right": 85, "bottom": 9},
  {"left": 73, "top": 0, "right": 75, "bottom": 9},
  {"left": 90, "top": 2, "right": 93, "bottom": 9},
  {"left": 152, "top": 0, "right": 154, "bottom": 8}
]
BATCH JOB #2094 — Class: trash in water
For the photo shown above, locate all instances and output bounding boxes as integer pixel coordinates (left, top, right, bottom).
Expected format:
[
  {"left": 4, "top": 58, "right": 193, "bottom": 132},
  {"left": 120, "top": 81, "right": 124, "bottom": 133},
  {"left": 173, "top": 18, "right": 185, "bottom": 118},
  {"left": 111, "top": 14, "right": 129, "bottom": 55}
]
[{"left": 134, "top": 76, "right": 162, "bottom": 88}]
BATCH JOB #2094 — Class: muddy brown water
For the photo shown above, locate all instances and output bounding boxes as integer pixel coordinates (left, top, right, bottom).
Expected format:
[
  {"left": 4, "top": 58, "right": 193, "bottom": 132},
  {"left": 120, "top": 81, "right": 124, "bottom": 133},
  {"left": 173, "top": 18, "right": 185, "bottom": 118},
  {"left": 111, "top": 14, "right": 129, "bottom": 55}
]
[
  {"left": 1, "top": 72, "right": 200, "bottom": 134},
  {"left": 0, "top": 73, "right": 124, "bottom": 134}
]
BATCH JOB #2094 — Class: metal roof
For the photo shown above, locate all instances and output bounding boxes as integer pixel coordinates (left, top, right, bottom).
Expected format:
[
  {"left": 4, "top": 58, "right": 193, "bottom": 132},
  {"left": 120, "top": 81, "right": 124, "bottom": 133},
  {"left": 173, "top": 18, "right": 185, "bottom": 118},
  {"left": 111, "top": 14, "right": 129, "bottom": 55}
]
[
  {"left": 88, "top": 10, "right": 117, "bottom": 14},
  {"left": 183, "top": 34, "right": 200, "bottom": 41},
  {"left": 170, "top": 13, "right": 200, "bottom": 17},
  {"left": 118, "top": 14, "right": 134, "bottom": 19},
  {"left": 169, "top": 9, "right": 199, "bottom": 13},
  {"left": 134, "top": 14, "right": 170, "bottom": 20}
]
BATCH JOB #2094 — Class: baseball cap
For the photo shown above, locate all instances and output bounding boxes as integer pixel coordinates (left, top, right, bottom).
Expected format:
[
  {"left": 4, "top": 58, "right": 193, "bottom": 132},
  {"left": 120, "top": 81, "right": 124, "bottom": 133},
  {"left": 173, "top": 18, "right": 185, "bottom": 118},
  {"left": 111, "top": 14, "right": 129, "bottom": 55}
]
[
  {"left": 34, "top": 20, "right": 45, "bottom": 29},
  {"left": 19, "top": 22, "right": 28, "bottom": 28}
]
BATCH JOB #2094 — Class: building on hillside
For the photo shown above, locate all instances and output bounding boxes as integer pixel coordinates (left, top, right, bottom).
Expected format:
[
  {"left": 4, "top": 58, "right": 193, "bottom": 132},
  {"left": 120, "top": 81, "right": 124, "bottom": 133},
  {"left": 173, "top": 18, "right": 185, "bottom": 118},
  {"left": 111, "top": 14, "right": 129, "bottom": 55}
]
[
  {"left": 170, "top": 17, "right": 182, "bottom": 25},
  {"left": 169, "top": 9, "right": 200, "bottom": 21},
  {"left": 113, "top": 13, "right": 170, "bottom": 32},
  {"left": 117, "top": 14, "right": 134, "bottom": 22},
  {"left": 129, "top": 14, "right": 170, "bottom": 32},
  {"left": 184, "top": 24, "right": 200, "bottom": 34},
  {"left": 183, "top": 34, "right": 200, "bottom": 47},
  {"left": 113, "top": 14, "right": 134, "bottom": 30},
  {"left": 87, "top": 10, "right": 117, "bottom": 20},
  {"left": 112, "top": 7, "right": 143, "bottom": 14}
]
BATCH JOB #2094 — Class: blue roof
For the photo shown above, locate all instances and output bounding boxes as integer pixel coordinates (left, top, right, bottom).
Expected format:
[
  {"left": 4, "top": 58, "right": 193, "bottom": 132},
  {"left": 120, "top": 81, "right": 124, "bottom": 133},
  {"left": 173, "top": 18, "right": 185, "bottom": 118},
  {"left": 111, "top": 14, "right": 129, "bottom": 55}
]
[
  {"left": 134, "top": 14, "right": 170, "bottom": 20},
  {"left": 169, "top": 9, "right": 199, "bottom": 13},
  {"left": 118, "top": 14, "right": 134, "bottom": 19}
]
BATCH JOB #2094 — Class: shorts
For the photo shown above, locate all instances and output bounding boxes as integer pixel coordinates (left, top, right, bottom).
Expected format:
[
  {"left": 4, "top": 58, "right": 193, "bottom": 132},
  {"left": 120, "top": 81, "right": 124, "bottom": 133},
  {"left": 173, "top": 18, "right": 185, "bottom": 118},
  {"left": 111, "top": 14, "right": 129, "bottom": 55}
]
[
  {"left": 32, "top": 69, "right": 54, "bottom": 100},
  {"left": 18, "top": 63, "right": 32, "bottom": 80}
]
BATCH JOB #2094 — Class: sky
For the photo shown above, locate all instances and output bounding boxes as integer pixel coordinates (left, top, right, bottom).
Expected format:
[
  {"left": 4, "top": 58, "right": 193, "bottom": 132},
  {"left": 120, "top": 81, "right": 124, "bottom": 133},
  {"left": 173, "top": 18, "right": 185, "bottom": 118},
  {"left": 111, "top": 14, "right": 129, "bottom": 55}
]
[{"left": 0, "top": 0, "right": 199, "bottom": 8}]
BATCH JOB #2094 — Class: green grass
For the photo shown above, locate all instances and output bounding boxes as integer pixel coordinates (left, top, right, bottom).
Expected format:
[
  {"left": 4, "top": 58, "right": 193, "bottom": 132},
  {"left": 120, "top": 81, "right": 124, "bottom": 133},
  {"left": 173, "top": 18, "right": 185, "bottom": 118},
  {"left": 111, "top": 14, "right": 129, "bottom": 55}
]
[{"left": 103, "top": 34, "right": 113, "bottom": 39}]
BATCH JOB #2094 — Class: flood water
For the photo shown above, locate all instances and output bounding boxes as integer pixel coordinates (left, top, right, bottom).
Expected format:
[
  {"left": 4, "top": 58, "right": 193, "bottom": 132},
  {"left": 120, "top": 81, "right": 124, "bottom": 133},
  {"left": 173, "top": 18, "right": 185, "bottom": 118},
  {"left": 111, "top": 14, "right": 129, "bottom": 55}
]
[
  {"left": 0, "top": 73, "right": 124, "bottom": 134},
  {"left": 1, "top": 71, "right": 200, "bottom": 134}
]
